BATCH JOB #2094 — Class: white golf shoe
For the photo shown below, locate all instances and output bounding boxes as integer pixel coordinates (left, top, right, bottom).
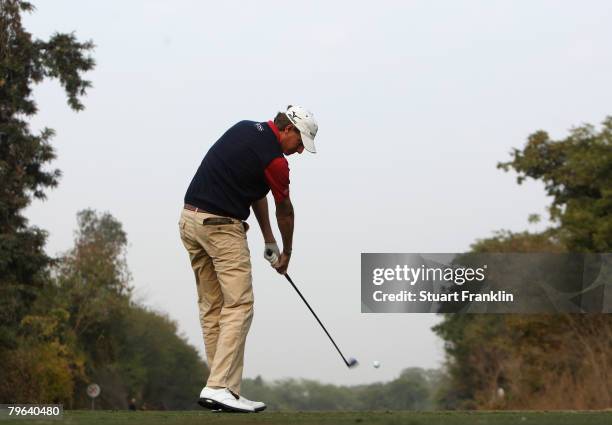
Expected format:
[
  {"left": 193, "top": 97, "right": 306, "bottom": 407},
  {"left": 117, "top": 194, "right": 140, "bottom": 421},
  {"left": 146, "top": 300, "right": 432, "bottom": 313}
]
[
  {"left": 198, "top": 387, "right": 254, "bottom": 413},
  {"left": 238, "top": 394, "right": 267, "bottom": 412}
]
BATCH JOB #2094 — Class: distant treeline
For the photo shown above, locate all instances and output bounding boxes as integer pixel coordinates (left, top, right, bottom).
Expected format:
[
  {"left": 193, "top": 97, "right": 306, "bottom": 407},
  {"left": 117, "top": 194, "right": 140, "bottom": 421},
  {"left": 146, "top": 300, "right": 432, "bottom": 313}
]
[{"left": 241, "top": 368, "right": 445, "bottom": 411}]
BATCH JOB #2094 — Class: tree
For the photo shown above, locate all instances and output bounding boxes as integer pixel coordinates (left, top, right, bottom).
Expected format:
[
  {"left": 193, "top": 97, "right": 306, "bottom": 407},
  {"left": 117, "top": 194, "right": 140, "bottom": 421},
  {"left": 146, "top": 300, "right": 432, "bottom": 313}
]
[
  {"left": 434, "top": 117, "right": 612, "bottom": 410},
  {"left": 113, "top": 305, "right": 208, "bottom": 410},
  {"left": 54, "top": 209, "right": 210, "bottom": 410},
  {"left": 1, "top": 208, "right": 130, "bottom": 405},
  {"left": 0, "top": 1, "right": 94, "bottom": 403},
  {"left": 55, "top": 209, "right": 132, "bottom": 366},
  {"left": 498, "top": 117, "right": 612, "bottom": 252},
  {"left": 0, "top": 0, "right": 94, "bottom": 346}
]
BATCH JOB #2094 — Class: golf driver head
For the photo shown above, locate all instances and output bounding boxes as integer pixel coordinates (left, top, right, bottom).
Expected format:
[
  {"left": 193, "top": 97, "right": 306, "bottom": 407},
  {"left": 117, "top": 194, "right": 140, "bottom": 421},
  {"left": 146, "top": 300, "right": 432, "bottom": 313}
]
[{"left": 347, "top": 357, "right": 359, "bottom": 368}]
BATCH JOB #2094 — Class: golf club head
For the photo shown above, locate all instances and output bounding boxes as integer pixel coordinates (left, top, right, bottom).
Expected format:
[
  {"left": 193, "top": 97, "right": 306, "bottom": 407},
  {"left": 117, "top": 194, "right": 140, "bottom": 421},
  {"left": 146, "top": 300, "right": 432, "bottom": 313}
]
[{"left": 347, "top": 357, "right": 359, "bottom": 368}]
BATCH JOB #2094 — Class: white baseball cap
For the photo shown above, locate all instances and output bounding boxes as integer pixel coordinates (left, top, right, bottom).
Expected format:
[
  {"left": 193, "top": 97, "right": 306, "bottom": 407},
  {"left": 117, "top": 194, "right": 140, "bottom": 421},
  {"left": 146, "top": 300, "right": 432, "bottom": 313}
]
[{"left": 285, "top": 105, "right": 318, "bottom": 153}]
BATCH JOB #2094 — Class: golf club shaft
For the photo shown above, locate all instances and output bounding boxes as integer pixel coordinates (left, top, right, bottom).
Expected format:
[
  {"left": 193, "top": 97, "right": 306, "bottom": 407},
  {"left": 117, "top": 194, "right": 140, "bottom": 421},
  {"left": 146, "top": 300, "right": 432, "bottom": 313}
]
[{"left": 283, "top": 273, "right": 351, "bottom": 367}]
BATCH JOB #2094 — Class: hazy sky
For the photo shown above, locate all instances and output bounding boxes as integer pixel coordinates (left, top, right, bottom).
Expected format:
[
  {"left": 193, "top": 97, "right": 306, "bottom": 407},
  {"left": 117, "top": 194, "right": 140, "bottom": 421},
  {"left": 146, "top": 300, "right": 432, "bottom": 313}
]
[{"left": 23, "top": 1, "right": 612, "bottom": 386}]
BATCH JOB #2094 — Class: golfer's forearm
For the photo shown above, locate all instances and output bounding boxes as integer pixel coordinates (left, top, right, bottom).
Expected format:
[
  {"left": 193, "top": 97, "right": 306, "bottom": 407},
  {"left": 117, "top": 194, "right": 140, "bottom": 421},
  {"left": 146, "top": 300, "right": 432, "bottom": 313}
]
[
  {"left": 251, "top": 197, "right": 275, "bottom": 243},
  {"left": 276, "top": 200, "right": 294, "bottom": 253}
]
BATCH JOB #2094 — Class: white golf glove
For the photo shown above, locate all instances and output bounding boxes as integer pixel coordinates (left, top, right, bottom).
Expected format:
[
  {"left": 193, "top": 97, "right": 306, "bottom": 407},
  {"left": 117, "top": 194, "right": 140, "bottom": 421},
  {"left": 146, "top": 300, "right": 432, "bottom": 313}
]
[{"left": 264, "top": 242, "right": 280, "bottom": 266}]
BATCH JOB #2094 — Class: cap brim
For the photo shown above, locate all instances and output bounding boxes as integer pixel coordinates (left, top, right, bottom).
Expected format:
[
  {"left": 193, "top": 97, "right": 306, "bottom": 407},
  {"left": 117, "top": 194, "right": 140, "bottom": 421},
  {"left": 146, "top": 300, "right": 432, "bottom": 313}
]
[{"left": 301, "top": 131, "right": 316, "bottom": 153}]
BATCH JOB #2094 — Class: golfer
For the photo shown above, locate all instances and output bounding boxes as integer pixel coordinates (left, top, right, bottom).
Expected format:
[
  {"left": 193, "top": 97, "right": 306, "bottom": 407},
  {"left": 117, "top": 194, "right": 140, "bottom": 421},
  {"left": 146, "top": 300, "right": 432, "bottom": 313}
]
[{"left": 178, "top": 105, "right": 318, "bottom": 413}]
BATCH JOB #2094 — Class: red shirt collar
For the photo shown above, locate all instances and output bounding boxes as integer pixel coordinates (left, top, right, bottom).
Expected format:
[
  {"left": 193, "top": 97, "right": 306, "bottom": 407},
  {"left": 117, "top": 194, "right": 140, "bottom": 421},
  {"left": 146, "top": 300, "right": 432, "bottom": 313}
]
[{"left": 267, "top": 120, "right": 281, "bottom": 143}]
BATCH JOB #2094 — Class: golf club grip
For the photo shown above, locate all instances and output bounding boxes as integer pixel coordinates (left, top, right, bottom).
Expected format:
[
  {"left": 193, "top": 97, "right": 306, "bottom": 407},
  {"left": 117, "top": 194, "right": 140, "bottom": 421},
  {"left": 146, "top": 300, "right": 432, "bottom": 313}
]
[{"left": 283, "top": 273, "right": 350, "bottom": 367}]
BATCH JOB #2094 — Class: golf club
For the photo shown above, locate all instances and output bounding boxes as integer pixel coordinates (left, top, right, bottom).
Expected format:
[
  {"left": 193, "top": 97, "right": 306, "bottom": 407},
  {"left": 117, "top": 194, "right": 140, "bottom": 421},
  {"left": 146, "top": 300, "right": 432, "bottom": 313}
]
[{"left": 266, "top": 250, "right": 358, "bottom": 368}]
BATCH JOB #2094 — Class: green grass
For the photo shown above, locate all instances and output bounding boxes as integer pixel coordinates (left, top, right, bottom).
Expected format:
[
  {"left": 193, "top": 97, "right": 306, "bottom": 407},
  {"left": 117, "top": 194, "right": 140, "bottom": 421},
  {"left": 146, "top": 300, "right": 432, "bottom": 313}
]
[{"left": 5, "top": 410, "right": 611, "bottom": 425}]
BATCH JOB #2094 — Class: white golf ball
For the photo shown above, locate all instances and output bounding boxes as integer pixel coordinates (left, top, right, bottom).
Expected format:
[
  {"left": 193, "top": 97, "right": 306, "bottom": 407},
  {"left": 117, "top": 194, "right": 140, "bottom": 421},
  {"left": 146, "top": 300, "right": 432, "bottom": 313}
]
[{"left": 373, "top": 360, "right": 381, "bottom": 368}]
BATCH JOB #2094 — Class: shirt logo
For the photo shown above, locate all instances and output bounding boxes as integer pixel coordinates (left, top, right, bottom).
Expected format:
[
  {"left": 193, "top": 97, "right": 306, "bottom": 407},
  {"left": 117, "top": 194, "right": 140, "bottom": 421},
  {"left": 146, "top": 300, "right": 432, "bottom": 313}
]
[{"left": 255, "top": 123, "right": 264, "bottom": 131}]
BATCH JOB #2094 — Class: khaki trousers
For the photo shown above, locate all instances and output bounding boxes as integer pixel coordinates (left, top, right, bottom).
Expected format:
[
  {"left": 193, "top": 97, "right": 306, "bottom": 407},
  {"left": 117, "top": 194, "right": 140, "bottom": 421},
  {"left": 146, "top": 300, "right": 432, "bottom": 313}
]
[{"left": 178, "top": 208, "right": 253, "bottom": 395}]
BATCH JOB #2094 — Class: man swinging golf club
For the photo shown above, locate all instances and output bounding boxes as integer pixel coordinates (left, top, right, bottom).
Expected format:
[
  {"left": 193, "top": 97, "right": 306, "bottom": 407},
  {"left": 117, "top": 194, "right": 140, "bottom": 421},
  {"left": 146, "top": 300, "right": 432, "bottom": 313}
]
[{"left": 178, "top": 105, "right": 318, "bottom": 413}]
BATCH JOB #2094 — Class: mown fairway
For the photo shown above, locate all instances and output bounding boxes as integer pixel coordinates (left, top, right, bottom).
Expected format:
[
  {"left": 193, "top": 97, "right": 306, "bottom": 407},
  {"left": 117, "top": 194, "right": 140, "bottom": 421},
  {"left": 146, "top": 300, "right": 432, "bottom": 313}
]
[{"left": 5, "top": 410, "right": 611, "bottom": 425}]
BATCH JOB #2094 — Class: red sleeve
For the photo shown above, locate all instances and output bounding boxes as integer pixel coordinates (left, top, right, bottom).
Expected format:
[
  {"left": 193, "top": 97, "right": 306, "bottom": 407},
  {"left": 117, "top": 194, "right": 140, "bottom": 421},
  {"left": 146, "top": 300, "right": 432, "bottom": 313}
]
[{"left": 264, "top": 157, "right": 290, "bottom": 202}]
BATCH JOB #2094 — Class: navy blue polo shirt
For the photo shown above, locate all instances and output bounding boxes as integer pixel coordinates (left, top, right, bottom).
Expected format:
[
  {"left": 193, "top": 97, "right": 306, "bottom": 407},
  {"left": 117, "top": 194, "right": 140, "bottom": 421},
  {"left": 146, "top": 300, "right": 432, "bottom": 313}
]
[{"left": 184, "top": 120, "right": 284, "bottom": 220}]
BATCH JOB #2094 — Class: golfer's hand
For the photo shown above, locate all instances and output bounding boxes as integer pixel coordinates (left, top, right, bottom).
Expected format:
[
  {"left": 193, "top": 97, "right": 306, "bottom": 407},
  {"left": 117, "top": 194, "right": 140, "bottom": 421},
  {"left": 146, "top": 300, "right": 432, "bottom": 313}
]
[
  {"left": 274, "top": 252, "right": 291, "bottom": 274},
  {"left": 264, "top": 242, "right": 280, "bottom": 266}
]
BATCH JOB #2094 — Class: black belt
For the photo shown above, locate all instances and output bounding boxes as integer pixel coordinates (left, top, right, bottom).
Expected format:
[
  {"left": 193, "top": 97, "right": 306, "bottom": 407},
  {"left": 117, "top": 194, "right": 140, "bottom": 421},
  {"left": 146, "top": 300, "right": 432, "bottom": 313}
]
[
  {"left": 184, "top": 204, "right": 249, "bottom": 231},
  {"left": 184, "top": 203, "right": 207, "bottom": 213}
]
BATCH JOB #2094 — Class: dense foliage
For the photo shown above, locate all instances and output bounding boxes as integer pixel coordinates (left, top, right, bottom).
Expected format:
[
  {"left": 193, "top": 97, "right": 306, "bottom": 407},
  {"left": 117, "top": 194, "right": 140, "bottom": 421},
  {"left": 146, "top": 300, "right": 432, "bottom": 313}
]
[
  {"left": 0, "top": 3, "right": 207, "bottom": 408},
  {"left": 0, "top": 0, "right": 93, "bottom": 401},
  {"left": 0, "top": 208, "right": 209, "bottom": 408},
  {"left": 0, "top": 0, "right": 95, "bottom": 351},
  {"left": 498, "top": 118, "right": 612, "bottom": 252},
  {"left": 434, "top": 118, "right": 612, "bottom": 410}
]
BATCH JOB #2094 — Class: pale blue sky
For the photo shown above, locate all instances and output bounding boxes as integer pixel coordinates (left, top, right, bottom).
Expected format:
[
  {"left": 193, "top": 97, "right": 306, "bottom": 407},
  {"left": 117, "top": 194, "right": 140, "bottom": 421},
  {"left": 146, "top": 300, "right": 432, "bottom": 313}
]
[{"left": 23, "top": 0, "right": 612, "bottom": 385}]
